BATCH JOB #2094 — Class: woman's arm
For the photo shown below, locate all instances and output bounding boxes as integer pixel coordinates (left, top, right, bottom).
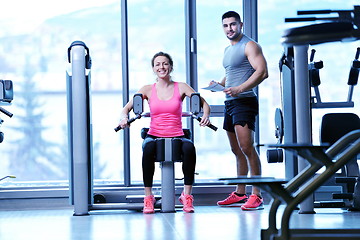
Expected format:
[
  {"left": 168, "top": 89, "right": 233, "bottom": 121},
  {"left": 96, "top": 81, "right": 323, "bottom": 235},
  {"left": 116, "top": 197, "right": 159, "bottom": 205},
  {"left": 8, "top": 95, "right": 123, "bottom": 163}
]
[
  {"left": 179, "top": 82, "right": 211, "bottom": 127},
  {"left": 117, "top": 85, "right": 151, "bottom": 129},
  {"left": 117, "top": 99, "right": 133, "bottom": 129}
]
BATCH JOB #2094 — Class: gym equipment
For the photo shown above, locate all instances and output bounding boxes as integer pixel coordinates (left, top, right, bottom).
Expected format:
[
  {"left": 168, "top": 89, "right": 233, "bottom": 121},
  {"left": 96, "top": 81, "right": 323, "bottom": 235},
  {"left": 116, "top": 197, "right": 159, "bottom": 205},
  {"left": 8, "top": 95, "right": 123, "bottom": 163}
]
[
  {"left": 309, "top": 48, "right": 359, "bottom": 109},
  {"left": 1, "top": 80, "right": 14, "bottom": 182},
  {"left": 272, "top": 49, "right": 360, "bottom": 206},
  {"left": 308, "top": 49, "right": 323, "bottom": 107},
  {"left": 0, "top": 79, "right": 13, "bottom": 103},
  {"left": 222, "top": 129, "right": 360, "bottom": 240},
  {"left": 114, "top": 93, "right": 217, "bottom": 132},
  {"left": 221, "top": 5, "right": 360, "bottom": 239},
  {"left": 266, "top": 49, "right": 298, "bottom": 179},
  {"left": 67, "top": 41, "right": 217, "bottom": 215},
  {"left": 67, "top": 41, "right": 93, "bottom": 216},
  {"left": 0, "top": 176, "right": 16, "bottom": 182},
  {"left": 317, "top": 113, "right": 360, "bottom": 209},
  {"left": 273, "top": 47, "right": 360, "bottom": 210},
  {"left": 268, "top": 5, "right": 360, "bottom": 213},
  {"left": 266, "top": 108, "right": 284, "bottom": 163},
  {"left": 114, "top": 93, "right": 143, "bottom": 132},
  {"left": 271, "top": 47, "right": 359, "bottom": 159},
  {"left": 114, "top": 92, "right": 216, "bottom": 213},
  {"left": 0, "top": 80, "right": 14, "bottom": 143}
]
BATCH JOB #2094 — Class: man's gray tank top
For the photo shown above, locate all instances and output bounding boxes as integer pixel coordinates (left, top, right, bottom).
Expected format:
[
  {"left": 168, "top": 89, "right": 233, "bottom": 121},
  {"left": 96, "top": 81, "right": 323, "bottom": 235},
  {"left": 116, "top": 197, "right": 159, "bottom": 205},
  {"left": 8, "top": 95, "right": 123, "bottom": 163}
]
[{"left": 223, "top": 34, "right": 256, "bottom": 100}]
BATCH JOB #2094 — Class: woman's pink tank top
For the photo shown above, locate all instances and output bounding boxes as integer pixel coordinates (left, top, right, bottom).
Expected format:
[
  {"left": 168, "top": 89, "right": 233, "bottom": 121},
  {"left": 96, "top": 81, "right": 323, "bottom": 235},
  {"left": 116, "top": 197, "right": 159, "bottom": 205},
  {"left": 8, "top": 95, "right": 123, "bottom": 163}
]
[{"left": 148, "top": 82, "right": 184, "bottom": 137}]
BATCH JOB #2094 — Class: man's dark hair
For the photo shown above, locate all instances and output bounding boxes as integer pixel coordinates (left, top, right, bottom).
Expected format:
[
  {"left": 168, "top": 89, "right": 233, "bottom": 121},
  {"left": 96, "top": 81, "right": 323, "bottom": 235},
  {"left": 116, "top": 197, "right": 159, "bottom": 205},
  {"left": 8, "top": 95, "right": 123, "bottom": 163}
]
[{"left": 222, "top": 11, "right": 241, "bottom": 22}]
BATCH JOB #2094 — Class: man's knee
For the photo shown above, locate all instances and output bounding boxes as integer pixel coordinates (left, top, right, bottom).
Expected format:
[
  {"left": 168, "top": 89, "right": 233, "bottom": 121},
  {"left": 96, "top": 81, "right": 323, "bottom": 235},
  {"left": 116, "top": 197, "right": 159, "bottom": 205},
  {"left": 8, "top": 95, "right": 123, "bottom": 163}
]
[
  {"left": 230, "top": 147, "right": 243, "bottom": 156},
  {"left": 240, "top": 144, "right": 254, "bottom": 157}
]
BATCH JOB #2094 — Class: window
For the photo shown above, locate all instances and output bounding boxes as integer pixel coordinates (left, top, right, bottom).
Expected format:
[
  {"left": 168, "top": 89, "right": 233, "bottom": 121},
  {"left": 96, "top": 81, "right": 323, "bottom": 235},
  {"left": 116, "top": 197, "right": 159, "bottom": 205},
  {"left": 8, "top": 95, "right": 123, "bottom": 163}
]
[
  {"left": 0, "top": 0, "right": 122, "bottom": 187},
  {"left": 195, "top": 1, "right": 243, "bottom": 181},
  {"left": 126, "top": 0, "right": 186, "bottom": 185},
  {"left": 126, "top": 0, "right": 244, "bottom": 184},
  {"left": 2, "top": 0, "right": 358, "bottom": 191}
]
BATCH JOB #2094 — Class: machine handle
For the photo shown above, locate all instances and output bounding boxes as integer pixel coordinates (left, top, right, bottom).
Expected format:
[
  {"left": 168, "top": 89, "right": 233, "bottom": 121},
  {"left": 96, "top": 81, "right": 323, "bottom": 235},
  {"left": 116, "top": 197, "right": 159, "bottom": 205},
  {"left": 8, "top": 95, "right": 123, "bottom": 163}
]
[
  {"left": 208, "top": 123, "right": 218, "bottom": 131},
  {"left": 310, "top": 49, "right": 316, "bottom": 62},
  {"left": 285, "top": 17, "right": 337, "bottom": 22},
  {"left": 355, "top": 47, "right": 360, "bottom": 60},
  {"left": 192, "top": 115, "right": 218, "bottom": 131},
  {"left": 114, "top": 111, "right": 218, "bottom": 131},
  {"left": 0, "top": 106, "right": 13, "bottom": 118},
  {"left": 297, "top": 10, "right": 332, "bottom": 15},
  {"left": 114, "top": 126, "right": 122, "bottom": 132},
  {"left": 114, "top": 114, "right": 142, "bottom": 132}
]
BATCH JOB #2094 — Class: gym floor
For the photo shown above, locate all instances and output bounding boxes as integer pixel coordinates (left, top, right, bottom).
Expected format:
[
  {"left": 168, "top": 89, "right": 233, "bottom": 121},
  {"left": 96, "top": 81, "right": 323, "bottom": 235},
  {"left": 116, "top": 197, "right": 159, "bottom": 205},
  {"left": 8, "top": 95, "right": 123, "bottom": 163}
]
[{"left": 1, "top": 205, "right": 360, "bottom": 240}]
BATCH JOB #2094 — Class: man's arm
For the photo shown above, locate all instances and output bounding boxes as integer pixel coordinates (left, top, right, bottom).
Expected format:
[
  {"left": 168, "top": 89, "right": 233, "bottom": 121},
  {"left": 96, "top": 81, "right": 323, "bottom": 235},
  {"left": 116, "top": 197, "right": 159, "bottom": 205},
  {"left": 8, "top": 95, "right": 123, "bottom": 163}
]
[{"left": 244, "top": 41, "right": 269, "bottom": 88}]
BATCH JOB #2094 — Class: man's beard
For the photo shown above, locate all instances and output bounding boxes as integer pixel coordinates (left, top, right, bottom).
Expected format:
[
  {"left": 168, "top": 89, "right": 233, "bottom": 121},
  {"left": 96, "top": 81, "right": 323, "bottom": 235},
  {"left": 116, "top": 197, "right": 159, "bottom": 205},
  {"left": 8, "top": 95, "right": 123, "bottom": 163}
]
[{"left": 227, "top": 31, "right": 241, "bottom": 40}]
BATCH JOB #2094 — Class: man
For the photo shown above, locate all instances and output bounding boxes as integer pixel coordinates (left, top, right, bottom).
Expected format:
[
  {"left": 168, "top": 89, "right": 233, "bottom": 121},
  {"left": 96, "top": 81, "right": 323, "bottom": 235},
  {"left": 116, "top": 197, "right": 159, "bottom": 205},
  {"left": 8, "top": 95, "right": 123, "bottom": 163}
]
[{"left": 216, "top": 11, "right": 268, "bottom": 210}]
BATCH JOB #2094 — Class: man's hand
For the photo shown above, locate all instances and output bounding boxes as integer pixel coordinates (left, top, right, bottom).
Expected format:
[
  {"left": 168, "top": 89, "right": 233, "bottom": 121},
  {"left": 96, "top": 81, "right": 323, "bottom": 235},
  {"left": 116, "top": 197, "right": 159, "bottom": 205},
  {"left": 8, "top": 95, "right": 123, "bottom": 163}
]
[{"left": 223, "top": 86, "right": 242, "bottom": 97}]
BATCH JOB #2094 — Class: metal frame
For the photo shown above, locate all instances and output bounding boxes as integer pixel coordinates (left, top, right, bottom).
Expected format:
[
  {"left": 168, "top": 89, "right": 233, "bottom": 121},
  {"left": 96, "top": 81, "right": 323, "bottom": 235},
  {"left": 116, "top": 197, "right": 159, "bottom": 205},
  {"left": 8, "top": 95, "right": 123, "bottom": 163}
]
[
  {"left": 120, "top": 0, "right": 246, "bottom": 186},
  {"left": 223, "top": 130, "right": 360, "bottom": 239},
  {"left": 67, "top": 41, "right": 93, "bottom": 216},
  {"left": 243, "top": 0, "right": 261, "bottom": 153},
  {"left": 1, "top": 0, "right": 252, "bottom": 201},
  {"left": 121, "top": 0, "right": 131, "bottom": 187}
]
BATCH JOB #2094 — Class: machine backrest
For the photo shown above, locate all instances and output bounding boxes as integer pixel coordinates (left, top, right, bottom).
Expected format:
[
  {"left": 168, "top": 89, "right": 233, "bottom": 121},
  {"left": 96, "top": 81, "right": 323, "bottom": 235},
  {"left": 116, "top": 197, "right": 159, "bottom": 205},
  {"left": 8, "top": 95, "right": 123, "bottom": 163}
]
[{"left": 321, "top": 113, "right": 360, "bottom": 145}]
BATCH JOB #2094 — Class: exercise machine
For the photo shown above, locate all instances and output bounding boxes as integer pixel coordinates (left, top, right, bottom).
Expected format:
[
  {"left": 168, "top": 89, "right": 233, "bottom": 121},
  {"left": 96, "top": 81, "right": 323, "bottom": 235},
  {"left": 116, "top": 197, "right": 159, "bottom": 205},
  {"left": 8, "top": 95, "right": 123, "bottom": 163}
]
[
  {"left": 0, "top": 79, "right": 14, "bottom": 144},
  {"left": 66, "top": 41, "right": 93, "bottom": 216},
  {"left": 223, "top": 130, "right": 360, "bottom": 240},
  {"left": 114, "top": 92, "right": 216, "bottom": 213},
  {"left": 309, "top": 48, "right": 359, "bottom": 109},
  {"left": 67, "top": 41, "right": 217, "bottom": 215},
  {"left": 221, "top": 5, "right": 360, "bottom": 239},
  {"left": 267, "top": 6, "right": 360, "bottom": 212},
  {"left": 318, "top": 113, "right": 360, "bottom": 209},
  {"left": 0, "top": 79, "right": 15, "bottom": 181},
  {"left": 270, "top": 47, "right": 360, "bottom": 209},
  {"left": 0, "top": 79, "right": 14, "bottom": 145}
]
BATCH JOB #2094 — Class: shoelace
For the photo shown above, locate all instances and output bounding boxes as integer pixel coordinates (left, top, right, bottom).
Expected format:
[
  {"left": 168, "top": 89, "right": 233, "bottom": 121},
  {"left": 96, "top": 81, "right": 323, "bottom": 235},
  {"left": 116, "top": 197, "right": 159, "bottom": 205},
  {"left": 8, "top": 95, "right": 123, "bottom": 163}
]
[
  {"left": 144, "top": 198, "right": 154, "bottom": 208},
  {"left": 183, "top": 195, "right": 193, "bottom": 205},
  {"left": 247, "top": 196, "right": 260, "bottom": 205},
  {"left": 226, "top": 194, "right": 238, "bottom": 200}
]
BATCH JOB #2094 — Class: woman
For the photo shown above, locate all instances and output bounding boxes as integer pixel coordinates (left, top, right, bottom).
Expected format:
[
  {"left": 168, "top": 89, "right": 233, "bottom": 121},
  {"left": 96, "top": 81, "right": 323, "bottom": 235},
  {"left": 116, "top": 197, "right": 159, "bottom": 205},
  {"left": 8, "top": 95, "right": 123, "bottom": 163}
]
[{"left": 117, "top": 52, "right": 212, "bottom": 213}]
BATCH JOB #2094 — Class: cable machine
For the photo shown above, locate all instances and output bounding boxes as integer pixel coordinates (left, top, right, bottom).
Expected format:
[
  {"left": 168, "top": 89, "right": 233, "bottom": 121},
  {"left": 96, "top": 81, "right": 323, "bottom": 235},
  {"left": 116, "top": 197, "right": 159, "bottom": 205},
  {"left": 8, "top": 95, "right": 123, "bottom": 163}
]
[{"left": 67, "top": 41, "right": 216, "bottom": 215}]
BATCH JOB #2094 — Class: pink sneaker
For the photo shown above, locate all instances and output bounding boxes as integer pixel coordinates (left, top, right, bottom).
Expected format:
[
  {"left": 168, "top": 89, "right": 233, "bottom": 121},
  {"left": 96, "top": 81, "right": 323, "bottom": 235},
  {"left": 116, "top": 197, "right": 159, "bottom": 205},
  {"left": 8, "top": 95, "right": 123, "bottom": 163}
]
[
  {"left": 217, "top": 192, "right": 248, "bottom": 206},
  {"left": 241, "top": 194, "right": 264, "bottom": 211},
  {"left": 179, "top": 192, "right": 195, "bottom": 213},
  {"left": 143, "top": 195, "right": 156, "bottom": 214}
]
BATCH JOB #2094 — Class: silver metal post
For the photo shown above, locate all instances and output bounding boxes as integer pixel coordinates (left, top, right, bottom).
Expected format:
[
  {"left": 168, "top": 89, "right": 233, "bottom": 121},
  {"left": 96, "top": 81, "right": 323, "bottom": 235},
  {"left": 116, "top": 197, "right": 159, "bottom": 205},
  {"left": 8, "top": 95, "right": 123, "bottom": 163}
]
[
  {"left": 293, "top": 44, "right": 315, "bottom": 214},
  {"left": 160, "top": 138, "right": 176, "bottom": 212},
  {"left": 70, "top": 44, "right": 90, "bottom": 216}
]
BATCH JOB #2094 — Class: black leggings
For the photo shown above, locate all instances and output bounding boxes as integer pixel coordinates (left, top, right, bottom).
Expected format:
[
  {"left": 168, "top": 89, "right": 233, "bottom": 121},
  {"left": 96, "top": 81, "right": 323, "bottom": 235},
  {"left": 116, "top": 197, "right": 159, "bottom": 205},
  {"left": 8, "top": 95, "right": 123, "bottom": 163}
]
[{"left": 142, "top": 135, "right": 196, "bottom": 187}]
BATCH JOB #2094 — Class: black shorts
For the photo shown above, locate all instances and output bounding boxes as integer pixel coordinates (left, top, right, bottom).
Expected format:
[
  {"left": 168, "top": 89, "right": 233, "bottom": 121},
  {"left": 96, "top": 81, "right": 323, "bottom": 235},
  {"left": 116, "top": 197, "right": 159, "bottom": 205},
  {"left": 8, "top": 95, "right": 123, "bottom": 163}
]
[{"left": 223, "top": 97, "right": 258, "bottom": 132}]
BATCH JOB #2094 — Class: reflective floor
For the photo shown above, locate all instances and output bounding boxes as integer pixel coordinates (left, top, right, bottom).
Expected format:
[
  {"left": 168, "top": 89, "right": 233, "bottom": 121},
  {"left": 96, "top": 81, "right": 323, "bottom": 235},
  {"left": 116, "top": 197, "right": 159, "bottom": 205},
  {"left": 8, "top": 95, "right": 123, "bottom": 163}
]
[{"left": 1, "top": 205, "right": 360, "bottom": 240}]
